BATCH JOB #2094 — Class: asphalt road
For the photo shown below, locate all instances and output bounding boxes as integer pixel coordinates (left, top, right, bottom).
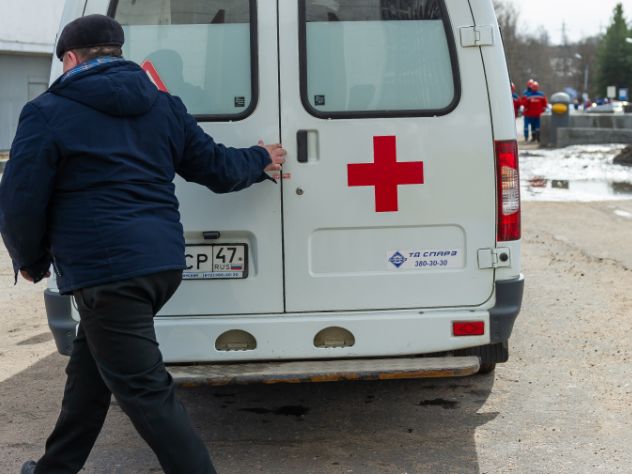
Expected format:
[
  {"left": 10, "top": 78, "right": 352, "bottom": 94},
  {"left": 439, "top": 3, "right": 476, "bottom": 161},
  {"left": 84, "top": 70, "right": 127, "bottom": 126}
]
[{"left": 1, "top": 200, "right": 632, "bottom": 473}]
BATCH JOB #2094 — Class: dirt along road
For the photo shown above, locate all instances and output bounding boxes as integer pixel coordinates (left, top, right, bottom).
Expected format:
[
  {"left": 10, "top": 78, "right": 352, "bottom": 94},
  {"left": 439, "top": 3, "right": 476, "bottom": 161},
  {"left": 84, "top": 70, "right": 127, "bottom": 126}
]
[{"left": 1, "top": 200, "right": 632, "bottom": 473}]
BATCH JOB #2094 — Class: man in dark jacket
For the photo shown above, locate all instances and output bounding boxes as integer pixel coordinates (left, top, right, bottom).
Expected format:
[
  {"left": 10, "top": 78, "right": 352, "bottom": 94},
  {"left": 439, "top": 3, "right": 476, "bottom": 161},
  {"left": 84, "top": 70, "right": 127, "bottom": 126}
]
[{"left": 0, "top": 15, "right": 285, "bottom": 474}]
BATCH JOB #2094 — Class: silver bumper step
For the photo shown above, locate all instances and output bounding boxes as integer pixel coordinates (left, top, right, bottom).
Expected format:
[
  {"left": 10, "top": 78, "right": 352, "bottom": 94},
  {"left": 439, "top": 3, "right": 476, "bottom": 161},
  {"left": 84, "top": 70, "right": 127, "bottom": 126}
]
[{"left": 168, "top": 356, "right": 480, "bottom": 386}]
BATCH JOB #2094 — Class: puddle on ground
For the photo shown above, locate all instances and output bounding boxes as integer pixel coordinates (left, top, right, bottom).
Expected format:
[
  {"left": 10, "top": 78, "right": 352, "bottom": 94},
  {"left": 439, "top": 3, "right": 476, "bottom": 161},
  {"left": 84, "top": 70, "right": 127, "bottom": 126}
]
[
  {"left": 418, "top": 398, "right": 459, "bottom": 409},
  {"left": 238, "top": 405, "right": 310, "bottom": 417},
  {"left": 520, "top": 144, "right": 632, "bottom": 202},
  {"left": 522, "top": 178, "right": 632, "bottom": 201}
]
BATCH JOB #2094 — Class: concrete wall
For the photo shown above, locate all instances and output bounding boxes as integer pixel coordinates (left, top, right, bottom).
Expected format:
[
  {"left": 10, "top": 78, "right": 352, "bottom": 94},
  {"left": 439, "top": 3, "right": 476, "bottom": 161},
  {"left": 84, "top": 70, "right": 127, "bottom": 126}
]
[
  {"left": 541, "top": 113, "right": 632, "bottom": 147},
  {"left": 565, "top": 115, "right": 632, "bottom": 129},
  {"left": 542, "top": 114, "right": 632, "bottom": 131},
  {"left": 0, "top": 54, "right": 52, "bottom": 151},
  {"left": 557, "top": 128, "right": 632, "bottom": 147},
  {"left": 0, "top": 0, "right": 64, "bottom": 54}
]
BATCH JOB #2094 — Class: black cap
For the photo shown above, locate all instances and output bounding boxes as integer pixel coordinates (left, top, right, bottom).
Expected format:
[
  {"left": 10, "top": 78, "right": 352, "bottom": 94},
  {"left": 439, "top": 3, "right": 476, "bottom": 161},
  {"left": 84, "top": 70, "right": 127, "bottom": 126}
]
[{"left": 56, "top": 14, "right": 124, "bottom": 60}]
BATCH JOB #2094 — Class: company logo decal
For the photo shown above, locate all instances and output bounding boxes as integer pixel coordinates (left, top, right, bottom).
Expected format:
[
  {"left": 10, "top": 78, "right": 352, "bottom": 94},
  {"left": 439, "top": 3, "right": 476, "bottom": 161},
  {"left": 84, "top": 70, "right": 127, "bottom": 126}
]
[
  {"left": 388, "top": 251, "right": 407, "bottom": 268},
  {"left": 387, "top": 249, "right": 464, "bottom": 271}
]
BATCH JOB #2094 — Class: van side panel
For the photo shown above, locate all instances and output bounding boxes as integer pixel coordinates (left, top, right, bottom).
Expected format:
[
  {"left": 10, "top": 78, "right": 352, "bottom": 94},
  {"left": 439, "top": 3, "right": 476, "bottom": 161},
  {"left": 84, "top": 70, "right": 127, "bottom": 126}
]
[
  {"left": 468, "top": 0, "right": 521, "bottom": 282},
  {"left": 467, "top": 0, "right": 516, "bottom": 141}
]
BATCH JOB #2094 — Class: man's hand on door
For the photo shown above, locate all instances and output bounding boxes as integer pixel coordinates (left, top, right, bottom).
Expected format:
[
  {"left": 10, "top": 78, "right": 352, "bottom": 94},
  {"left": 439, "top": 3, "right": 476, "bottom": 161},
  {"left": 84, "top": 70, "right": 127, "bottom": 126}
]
[{"left": 258, "top": 140, "right": 287, "bottom": 172}]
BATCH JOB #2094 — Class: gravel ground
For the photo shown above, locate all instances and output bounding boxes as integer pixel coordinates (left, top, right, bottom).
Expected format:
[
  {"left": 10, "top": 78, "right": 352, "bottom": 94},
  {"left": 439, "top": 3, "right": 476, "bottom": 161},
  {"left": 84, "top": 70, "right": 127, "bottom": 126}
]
[{"left": 1, "top": 200, "right": 631, "bottom": 473}]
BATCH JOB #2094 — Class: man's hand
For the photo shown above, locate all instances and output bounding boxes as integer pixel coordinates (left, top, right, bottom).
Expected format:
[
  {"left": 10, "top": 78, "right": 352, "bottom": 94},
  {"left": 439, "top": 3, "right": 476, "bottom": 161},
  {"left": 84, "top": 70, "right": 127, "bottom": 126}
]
[
  {"left": 258, "top": 140, "right": 287, "bottom": 172},
  {"left": 20, "top": 269, "right": 50, "bottom": 283}
]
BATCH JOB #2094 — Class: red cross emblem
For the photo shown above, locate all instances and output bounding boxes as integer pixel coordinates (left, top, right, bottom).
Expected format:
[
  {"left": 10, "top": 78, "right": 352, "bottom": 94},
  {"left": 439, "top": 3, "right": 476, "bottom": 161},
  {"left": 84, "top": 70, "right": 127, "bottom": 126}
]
[{"left": 347, "top": 136, "right": 424, "bottom": 212}]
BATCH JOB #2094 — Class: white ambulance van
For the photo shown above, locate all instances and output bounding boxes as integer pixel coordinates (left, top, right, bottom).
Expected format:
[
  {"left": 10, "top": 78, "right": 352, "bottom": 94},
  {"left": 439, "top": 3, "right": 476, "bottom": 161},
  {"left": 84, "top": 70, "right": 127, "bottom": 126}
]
[{"left": 46, "top": 0, "right": 523, "bottom": 383}]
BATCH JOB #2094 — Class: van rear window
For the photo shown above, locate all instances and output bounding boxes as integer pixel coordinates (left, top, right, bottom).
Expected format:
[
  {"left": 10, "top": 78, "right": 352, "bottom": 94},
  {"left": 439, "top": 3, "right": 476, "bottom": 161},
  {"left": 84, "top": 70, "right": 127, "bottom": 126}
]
[
  {"left": 300, "top": 0, "right": 459, "bottom": 118},
  {"left": 109, "top": 0, "right": 256, "bottom": 121}
]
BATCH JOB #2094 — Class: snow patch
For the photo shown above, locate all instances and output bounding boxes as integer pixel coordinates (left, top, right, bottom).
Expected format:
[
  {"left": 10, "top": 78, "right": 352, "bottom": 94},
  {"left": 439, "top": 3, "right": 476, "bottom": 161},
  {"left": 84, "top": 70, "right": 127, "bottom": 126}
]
[
  {"left": 520, "top": 144, "right": 632, "bottom": 202},
  {"left": 614, "top": 209, "right": 632, "bottom": 219}
]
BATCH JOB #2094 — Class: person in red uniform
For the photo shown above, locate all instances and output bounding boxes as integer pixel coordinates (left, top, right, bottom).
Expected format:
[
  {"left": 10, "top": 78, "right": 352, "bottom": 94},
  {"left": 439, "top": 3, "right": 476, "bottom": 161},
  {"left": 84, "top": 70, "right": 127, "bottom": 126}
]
[
  {"left": 512, "top": 82, "right": 520, "bottom": 118},
  {"left": 521, "top": 81, "right": 548, "bottom": 142}
]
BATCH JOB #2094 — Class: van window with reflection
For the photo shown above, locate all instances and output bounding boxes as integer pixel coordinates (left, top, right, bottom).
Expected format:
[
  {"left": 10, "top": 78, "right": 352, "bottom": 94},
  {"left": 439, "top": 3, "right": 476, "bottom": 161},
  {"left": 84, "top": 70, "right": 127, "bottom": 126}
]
[
  {"left": 110, "top": 0, "right": 253, "bottom": 118},
  {"left": 303, "top": 0, "right": 456, "bottom": 115}
]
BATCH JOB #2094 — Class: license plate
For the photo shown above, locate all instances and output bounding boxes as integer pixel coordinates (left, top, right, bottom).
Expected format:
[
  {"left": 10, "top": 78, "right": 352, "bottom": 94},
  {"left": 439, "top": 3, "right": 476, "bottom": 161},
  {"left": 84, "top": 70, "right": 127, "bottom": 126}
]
[{"left": 183, "top": 244, "right": 248, "bottom": 280}]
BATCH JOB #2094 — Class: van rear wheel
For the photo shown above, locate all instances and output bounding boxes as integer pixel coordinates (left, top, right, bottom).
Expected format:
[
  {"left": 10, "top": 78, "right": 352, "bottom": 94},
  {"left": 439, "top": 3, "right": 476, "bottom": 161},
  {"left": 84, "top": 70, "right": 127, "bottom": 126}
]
[
  {"left": 455, "top": 342, "right": 507, "bottom": 374},
  {"left": 477, "top": 362, "right": 496, "bottom": 374}
]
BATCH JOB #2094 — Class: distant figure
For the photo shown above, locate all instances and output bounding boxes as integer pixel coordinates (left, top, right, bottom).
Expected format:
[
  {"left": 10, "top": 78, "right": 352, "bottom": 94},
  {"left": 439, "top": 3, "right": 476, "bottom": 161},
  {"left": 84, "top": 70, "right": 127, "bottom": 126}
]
[
  {"left": 512, "top": 82, "right": 520, "bottom": 118},
  {"left": 521, "top": 81, "right": 548, "bottom": 143},
  {"left": 522, "top": 78, "right": 535, "bottom": 97},
  {"left": 520, "top": 79, "right": 535, "bottom": 140}
]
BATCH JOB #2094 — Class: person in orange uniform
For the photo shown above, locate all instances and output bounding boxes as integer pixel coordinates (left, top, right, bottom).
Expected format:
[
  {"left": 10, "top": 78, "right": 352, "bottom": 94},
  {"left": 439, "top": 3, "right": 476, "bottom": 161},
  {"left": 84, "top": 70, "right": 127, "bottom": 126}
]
[{"left": 521, "top": 81, "right": 548, "bottom": 142}]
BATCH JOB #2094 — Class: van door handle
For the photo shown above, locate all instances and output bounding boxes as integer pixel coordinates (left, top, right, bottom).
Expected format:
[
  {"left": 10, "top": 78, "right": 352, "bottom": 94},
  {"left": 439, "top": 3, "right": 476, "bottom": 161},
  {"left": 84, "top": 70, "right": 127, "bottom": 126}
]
[{"left": 297, "top": 130, "right": 308, "bottom": 163}]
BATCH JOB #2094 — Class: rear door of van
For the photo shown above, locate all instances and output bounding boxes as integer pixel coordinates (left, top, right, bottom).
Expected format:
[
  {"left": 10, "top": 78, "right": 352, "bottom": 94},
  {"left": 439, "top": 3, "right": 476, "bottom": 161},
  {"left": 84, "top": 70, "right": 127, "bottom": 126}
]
[
  {"left": 103, "top": 0, "right": 284, "bottom": 316},
  {"left": 89, "top": 0, "right": 496, "bottom": 316},
  {"left": 279, "top": 0, "right": 497, "bottom": 312}
]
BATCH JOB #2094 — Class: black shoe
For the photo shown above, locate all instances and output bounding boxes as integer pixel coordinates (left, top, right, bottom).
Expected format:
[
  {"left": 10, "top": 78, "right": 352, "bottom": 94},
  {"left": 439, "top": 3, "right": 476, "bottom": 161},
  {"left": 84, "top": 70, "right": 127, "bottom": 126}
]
[{"left": 21, "top": 461, "right": 37, "bottom": 474}]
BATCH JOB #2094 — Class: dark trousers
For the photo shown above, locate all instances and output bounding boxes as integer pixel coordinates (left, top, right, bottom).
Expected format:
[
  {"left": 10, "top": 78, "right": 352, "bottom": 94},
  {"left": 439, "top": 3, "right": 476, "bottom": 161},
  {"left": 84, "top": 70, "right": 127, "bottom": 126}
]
[
  {"left": 523, "top": 116, "right": 541, "bottom": 139},
  {"left": 35, "top": 271, "right": 216, "bottom": 474}
]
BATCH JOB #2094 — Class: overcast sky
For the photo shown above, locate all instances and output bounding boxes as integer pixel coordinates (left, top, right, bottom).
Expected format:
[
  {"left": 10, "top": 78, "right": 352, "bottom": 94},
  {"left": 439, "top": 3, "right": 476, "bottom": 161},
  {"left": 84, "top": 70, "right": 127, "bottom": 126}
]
[{"left": 514, "top": 0, "right": 631, "bottom": 44}]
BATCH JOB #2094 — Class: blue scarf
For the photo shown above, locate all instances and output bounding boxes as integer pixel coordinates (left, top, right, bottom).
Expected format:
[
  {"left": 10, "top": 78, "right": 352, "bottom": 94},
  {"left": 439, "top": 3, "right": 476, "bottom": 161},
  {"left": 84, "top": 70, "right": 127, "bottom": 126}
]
[{"left": 61, "top": 56, "right": 124, "bottom": 82}]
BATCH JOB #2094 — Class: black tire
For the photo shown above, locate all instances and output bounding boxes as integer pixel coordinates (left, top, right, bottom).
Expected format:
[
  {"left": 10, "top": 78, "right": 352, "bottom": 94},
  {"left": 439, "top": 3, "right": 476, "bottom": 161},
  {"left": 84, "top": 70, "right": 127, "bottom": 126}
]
[
  {"left": 477, "top": 362, "right": 496, "bottom": 374},
  {"left": 455, "top": 342, "right": 508, "bottom": 374}
]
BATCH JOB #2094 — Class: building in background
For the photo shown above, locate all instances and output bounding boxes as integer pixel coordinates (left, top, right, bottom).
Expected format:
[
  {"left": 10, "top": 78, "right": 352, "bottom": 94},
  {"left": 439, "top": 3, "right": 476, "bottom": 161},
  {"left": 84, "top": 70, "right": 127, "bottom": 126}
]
[{"left": 0, "top": 0, "right": 64, "bottom": 151}]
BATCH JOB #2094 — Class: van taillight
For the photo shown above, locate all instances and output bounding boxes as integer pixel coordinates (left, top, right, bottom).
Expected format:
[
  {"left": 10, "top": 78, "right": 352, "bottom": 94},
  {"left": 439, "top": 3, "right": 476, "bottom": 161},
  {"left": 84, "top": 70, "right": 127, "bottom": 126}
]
[{"left": 495, "top": 140, "right": 521, "bottom": 241}]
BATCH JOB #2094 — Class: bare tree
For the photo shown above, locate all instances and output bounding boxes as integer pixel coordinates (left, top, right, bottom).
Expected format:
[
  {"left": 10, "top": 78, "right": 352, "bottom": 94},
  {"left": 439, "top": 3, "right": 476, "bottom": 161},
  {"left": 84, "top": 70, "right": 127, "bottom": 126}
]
[
  {"left": 494, "top": 0, "right": 521, "bottom": 83},
  {"left": 574, "top": 37, "right": 600, "bottom": 98},
  {"left": 494, "top": 0, "right": 599, "bottom": 99}
]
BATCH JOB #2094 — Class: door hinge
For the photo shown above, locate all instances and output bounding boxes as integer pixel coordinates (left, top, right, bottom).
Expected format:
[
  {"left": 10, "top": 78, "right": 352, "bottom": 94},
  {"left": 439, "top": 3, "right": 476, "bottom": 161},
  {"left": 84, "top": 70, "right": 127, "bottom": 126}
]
[
  {"left": 460, "top": 25, "right": 494, "bottom": 47},
  {"left": 478, "top": 248, "right": 511, "bottom": 269}
]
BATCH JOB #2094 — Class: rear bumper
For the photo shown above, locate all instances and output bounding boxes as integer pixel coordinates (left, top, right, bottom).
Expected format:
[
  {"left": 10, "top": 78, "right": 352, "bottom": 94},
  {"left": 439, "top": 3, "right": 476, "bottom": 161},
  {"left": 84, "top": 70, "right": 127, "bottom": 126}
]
[
  {"left": 169, "top": 356, "right": 480, "bottom": 386},
  {"left": 489, "top": 276, "right": 524, "bottom": 344},
  {"left": 44, "top": 276, "right": 524, "bottom": 360}
]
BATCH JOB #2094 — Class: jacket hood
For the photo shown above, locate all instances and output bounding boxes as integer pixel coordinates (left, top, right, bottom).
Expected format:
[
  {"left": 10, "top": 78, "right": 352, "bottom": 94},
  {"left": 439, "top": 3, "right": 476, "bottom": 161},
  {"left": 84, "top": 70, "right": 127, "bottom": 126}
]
[{"left": 49, "top": 60, "right": 158, "bottom": 117}]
